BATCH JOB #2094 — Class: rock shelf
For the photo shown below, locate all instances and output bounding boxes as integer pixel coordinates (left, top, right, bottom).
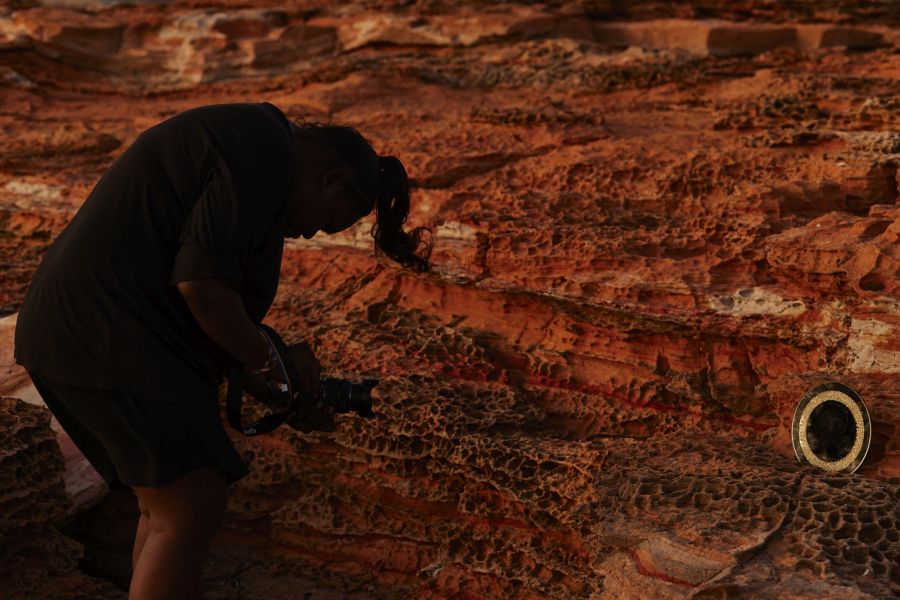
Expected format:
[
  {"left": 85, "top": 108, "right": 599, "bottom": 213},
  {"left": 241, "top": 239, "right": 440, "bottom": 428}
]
[{"left": 1, "top": 1, "right": 898, "bottom": 598}]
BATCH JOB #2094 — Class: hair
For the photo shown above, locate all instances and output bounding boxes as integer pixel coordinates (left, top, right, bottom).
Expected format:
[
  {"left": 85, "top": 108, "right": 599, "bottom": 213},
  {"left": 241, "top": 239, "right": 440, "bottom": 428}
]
[{"left": 291, "top": 116, "right": 433, "bottom": 272}]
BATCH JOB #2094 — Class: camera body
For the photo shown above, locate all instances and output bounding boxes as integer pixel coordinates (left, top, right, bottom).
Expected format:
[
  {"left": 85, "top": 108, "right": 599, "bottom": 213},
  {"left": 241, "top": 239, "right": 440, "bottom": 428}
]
[{"left": 225, "top": 324, "right": 378, "bottom": 436}]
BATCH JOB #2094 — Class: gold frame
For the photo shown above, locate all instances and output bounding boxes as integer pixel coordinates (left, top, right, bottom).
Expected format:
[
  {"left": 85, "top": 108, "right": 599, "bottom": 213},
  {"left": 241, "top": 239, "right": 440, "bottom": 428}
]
[{"left": 791, "top": 382, "right": 871, "bottom": 473}]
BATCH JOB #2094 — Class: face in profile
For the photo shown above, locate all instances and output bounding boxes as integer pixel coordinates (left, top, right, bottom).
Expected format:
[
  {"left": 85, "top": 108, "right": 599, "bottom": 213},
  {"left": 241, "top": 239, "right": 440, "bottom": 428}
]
[{"left": 286, "top": 166, "right": 372, "bottom": 239}]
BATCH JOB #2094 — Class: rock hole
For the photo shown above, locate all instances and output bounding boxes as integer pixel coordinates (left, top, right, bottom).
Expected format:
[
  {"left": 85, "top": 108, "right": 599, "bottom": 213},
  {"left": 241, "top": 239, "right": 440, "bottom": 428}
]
[
  {"left": 859, "top": 523, "right": 883, "bottom": 544},
  {"left": 859, "top": 272, "right": 885, "bottom": 292},
  {"left": 859, "top": 220, "right": 890, "bottom": 241},
  {"left": 807, "top": 400, "right": 857, "bottom": 462}
]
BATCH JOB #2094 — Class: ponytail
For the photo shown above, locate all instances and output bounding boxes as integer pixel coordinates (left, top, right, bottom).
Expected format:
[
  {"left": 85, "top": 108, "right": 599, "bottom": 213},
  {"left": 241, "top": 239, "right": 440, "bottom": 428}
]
[
  {"left": 371, "top": 155, "right": 433, "bottom": 272},
  {"left": 291, "top": 117, "right": 432, "bottom": 271}
]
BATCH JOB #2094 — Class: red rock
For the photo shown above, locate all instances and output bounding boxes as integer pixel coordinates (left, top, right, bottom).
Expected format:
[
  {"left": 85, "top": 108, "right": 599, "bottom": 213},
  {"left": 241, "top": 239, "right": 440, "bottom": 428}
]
[
  {"left": 1, "top": 2, "right": 898, "bottom": 598},
  {"left": 0, "top": 397, "right": 126, "bottom": 598}
]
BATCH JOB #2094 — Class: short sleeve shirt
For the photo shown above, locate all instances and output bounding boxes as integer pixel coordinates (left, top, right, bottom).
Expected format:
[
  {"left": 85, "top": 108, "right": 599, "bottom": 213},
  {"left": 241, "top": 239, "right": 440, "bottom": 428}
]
[{"left": 14, "top": 102, "right": 295, "bottom": 403}]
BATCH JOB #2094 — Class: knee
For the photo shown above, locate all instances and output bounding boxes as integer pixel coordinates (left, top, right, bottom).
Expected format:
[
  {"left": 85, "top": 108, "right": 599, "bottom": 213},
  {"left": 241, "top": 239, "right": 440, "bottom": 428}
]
[
  {"left": 138, "top": 496, "right": 150, "bottom": 519},
  {"left": 148, "top": 492, "right": 229, "bottom": 540},
  {"left": 149, "top": 509, "right": 226, "bottom": 541},
  {"left": 137, "top": 466, "right": 231, "bottom": 539}
]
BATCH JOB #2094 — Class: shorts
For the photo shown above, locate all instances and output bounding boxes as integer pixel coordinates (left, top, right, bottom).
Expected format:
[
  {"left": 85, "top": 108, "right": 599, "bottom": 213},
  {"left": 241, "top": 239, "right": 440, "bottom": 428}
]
[{"left": 27, "top": 369, "right": 250, "bottom": 490}]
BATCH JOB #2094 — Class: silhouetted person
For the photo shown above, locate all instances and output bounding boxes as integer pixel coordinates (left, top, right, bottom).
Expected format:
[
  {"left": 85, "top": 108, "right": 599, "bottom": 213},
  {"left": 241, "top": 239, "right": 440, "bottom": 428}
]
[{"left": 13, "top": 102, "right": 431, "bottom": 599}]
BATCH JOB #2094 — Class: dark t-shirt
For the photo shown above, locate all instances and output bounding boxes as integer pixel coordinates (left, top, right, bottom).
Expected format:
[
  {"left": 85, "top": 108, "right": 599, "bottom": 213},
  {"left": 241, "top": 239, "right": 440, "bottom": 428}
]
[{"left": 14, "top": 101, "right": 295, "bottom": 404}]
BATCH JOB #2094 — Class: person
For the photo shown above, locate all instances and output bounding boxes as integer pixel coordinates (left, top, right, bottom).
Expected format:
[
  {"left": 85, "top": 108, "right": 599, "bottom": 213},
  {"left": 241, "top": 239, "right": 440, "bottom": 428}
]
[{"left": 12, "top": 101, "right": 431, "bottom": 600}]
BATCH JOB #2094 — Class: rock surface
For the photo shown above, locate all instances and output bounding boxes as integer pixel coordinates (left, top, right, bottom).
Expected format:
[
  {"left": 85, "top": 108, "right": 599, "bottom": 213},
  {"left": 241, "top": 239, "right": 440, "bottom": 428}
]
[
  {"left": 1, "top": 1, "right": 898, "bottom": 598},
  {"left": 0, "top": 396, "right": 126, "bottom": 599},
  {"left": 0, "top": 314, "right": 108, "bottom": 512}
]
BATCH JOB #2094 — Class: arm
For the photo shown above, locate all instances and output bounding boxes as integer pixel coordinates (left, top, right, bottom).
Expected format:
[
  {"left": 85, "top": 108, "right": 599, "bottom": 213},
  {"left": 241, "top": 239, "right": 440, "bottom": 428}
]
[{"left": 176, "top": 277, "right": 269, "bottom": 370}]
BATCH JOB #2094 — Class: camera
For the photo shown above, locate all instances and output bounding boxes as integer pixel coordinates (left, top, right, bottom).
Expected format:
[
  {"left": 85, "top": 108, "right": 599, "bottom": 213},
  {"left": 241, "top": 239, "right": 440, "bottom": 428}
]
[
  {"left": 314, "top": 377, "right": 377, "bottom": 418},
  {"left": 228, "top": 373, "right": 378, "bottom": 436},
  {"left": 225, "top": 324, "right": 378, "bottom": 436},
  {"left": 262, "top": 376, "right": 377, "bottom": 417},
  {"left": 277, "top": 377, "right": 377, "bottom": 434}
]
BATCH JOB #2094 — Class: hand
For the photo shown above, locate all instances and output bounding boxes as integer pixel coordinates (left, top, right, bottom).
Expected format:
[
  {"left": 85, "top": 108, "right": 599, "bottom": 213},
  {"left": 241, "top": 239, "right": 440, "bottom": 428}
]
[
  {"left": 240, "top": 364, "right": 296, "bottom": 413},
  {"left": 266, "top": 361, "right": 289, "bottom": 386},
  {"left": 287, "top": 341, "right": 321, "bottom": 399},
  {"left": 243, "top": 369, "right": 272, "bottom": 403},
  {"left": 290, "top": 406, "right": 336, "bottom": 433},
  {"left": 251, "top": 329, "right": 287, "bottom": 385}
]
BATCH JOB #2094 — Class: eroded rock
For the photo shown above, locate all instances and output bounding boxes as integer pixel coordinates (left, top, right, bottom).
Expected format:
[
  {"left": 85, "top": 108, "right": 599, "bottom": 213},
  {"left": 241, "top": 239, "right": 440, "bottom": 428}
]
[
  {"left": 0, "top": 397, "right": 125, "bottom": 598},
  {"left": 1, "top": 1, "right": 898, "bottom": 598}
]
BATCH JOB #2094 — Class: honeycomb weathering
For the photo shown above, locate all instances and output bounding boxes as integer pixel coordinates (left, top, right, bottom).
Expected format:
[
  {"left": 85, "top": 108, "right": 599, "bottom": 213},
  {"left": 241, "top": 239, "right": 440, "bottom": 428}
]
[
  {"left": 1, "top": 1, "right": 899, "bottom": 597},
  {"left": 0, "top": 397, "right": 127, "bottom": 598}
]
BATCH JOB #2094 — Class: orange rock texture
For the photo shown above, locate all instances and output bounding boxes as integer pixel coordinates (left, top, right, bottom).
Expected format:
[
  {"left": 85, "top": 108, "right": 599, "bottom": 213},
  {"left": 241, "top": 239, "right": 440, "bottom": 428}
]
[
  {"left": 1, "top": 1, "right": 899, "bottom": 598},
  {"left": 0, "top": 397, "right": 126, "bottom": 598}
]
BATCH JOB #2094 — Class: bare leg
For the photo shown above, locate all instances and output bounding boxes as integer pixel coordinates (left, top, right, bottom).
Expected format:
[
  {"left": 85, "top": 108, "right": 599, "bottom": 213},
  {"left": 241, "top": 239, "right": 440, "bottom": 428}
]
[
  {"left": 132, "top": 512, "right": 151, "bottom": 573},
  {"left": 130, "top": 529, "right": 214, "bottom": 599},
  {"left": 129, "top": 465, "right": 229, "bottom": 600}
]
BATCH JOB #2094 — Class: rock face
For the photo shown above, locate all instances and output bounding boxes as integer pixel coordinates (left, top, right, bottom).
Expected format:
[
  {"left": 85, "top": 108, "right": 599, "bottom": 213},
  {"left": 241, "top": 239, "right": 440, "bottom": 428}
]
[
  {"left": 1, "top": 1, "right": 898, "bottom": 598},
  {"left": 0, "top": 314, "right": 109, "bottom": 513},
  {"left": 0, "top": 397, "right": 126, "bottom": 599}
]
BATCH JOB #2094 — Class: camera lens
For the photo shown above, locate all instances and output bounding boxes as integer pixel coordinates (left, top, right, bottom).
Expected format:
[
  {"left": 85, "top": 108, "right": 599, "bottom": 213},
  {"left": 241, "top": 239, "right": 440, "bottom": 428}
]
[{"left": 318, "top": 378, "right": 376, "bottom": 418}]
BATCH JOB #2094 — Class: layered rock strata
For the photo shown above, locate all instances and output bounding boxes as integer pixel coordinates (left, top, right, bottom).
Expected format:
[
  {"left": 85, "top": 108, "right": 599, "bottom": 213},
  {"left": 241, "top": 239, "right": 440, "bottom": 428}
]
[
  {"left": 1, "top": 1, "right": 898, "bottom": 598},
  {"left": 0, "top": 396, "right": 126, "bottom": 598}
]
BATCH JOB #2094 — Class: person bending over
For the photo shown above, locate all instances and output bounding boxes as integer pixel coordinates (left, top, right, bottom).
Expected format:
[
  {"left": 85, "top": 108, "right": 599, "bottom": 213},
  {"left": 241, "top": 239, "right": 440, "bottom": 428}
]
[{"left": 14, "top": 101, "right": 431, "bottom": 599}]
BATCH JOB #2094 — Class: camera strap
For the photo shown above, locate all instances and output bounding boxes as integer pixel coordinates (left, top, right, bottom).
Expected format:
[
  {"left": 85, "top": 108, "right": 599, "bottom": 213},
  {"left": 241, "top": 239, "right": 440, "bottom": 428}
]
[{"left": 225, "top": 324, "right": 301, "bottom": 437}]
